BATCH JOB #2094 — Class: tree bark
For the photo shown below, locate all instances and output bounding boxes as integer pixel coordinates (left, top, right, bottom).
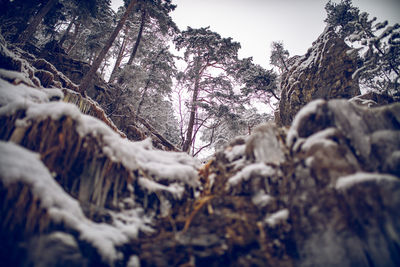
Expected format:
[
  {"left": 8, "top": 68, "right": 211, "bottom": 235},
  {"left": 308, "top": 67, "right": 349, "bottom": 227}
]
[
  {"left": 136, "top": 115, "right": 179, "bottom": 151},
  {"left": 127, "top": 9, "right": 146, "bottom": 65},
  {"left": 17, "top": 0, "right": 58, "bottom": 45},
  {"left": 109, "top": 26, "right": 130, "bottom": 83},
  {"left": 79, "top": 0, "right": 137, "bottom": 93},
  {"left": 182, "top": 71, "right": 201, "bottom": 153}
]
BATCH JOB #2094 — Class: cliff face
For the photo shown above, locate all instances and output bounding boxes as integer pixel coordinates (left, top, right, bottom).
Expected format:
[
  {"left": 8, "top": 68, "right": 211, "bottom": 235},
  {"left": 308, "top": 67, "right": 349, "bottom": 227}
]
[
  {"left": 277, "top": 27, "right": 360, "bottom": 126},
  {"left": 1, "top": 35, "right": 400, "bottom": 266}
]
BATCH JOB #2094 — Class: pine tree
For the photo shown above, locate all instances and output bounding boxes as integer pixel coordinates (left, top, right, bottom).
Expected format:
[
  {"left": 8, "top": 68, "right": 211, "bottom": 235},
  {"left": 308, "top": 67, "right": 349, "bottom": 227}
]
[
  {"left": 270, "top": 41, "right": 290, "bottom": 73},
  {"left": 235, "top": 58, "right": 279, "bottom": 102},
  {"left": 79, "top": 0, "right": 137, "bottom": 93},
  {"left": 174, "top": 27, "right": 244, "bottom": 154},
  {"left": 57, "top": 0, "right": 100, "bottom": 48},
  {"left": 108, "top": 0, "right": 178, "bottom": 83},
  {"left": 325, "top": 0, "right": 400, "bottom": 95},
  {"left": 15, "top": 0, "right": 59, "bottom": 45}
]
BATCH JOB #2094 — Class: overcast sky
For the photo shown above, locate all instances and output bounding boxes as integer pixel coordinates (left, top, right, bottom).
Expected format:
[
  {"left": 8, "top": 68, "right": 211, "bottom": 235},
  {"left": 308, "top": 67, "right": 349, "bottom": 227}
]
[{"left": 112, "top": 0, "right": 400, "bottom": 68}]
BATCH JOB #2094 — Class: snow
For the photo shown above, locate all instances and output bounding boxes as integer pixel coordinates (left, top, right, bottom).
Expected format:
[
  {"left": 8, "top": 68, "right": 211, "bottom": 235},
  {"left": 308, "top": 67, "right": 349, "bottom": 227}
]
[
  {"left": 227, "top": 162, "right": 275, "bottom": 188},
  {"left": 264, "top": 209, "right": 289, "bottom": 227},
  {"left": 349, "top": 95, "right": 377, "bottom": 107},
  {"left": 111, "top": 208, "right": 154, "bottom": 240},
  {"left": 336, "top": 172, "right": 399, "bottom": 190},
  {"left": 0, "top": 77, "right": 200, "bottom": 191},
  {"left": 138, "top": 177, "right": 185, "bottom": 199},
  {"left": 0, "top": 68, "right": 34, "bottom": 86},
  {"left": 41, "top": 87, "right": 64, "bottom": 99},
  {"left": 127, "top": 255, "right": 141, "bottom": 267},
  {"left": 252, "top": 191, "right": 274, "bottom": 208},
  {"left": 0, "top": 78, "right": 49, "bottom": 107},
  {"left": 225, "top": 143, "right": 246, "bottom": 162},
  {"left": 300, "top": 128, "right": 338, "bottom": 152},
  {"left": 287, "top": 99, "right": 326, "bottom": 147},
  {"left": 249, "top": 123, "right": 285, "bottom": 164},
  {"left": 0, "top": 75, "right": 200, "bottom": 263},
  {"left": 0, "top": 141, "right": 128, "bottom": 264}
]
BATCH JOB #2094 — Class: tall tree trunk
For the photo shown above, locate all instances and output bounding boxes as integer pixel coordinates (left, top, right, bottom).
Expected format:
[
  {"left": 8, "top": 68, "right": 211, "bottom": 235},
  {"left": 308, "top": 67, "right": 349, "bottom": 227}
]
[
  {"left": 66, "top": 21, "right": 81, "bottom": 54},
  {"left": 79, "top": 0, "right": 137, "bottom": 93},
  {"left": 59, "top": 14, "right": 77, "bottom": 48},
  {"left": 182, "top": 74, "right": 201, "bottom": 153},
  {"left": 17, "top": 0, "right": 58, "bottom": 45},
  {"left": 109, "top": 26, "right": 130, "bottom": 83},
  {"left": 100, "top": 58, "right": 108, "bottom": 78},
  {"left": 136, "top": 79, "right": 151, "bottom": 116},
  {"left": 127, "top": 9, "right": 146, "bottom": 65},
  {"left": 136, "top": 49, "right": 165, "bottom": 115}
]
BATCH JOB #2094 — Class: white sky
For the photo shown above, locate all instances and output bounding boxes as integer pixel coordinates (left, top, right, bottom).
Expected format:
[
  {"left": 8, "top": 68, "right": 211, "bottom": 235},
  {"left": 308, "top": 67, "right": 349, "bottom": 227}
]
[{"left": 112, "top": 0, "right": 400, "bottom": 68}]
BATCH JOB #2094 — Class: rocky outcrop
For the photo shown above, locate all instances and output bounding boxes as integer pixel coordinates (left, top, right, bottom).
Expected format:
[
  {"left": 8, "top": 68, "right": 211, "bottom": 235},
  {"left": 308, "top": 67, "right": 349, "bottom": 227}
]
[
  {"left": 286, "top": 99, "right": 400, "bottom": 266},
  {"left": 163, "top": 99, "right": 399, "bottom": 266},
  {"left": 1, "top": 32, "right": 399, "bottom": 266},
  {"left": 277, "top": 27, "right": 360, "bottom": 126},
  {"left": 0, "top": 69, "right": 200, "bottom": 266}
]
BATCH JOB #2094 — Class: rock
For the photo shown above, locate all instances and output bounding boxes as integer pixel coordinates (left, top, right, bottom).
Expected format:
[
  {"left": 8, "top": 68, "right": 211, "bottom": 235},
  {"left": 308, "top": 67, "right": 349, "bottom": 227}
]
[
  {"left": 349, "top": 91, "right": 396, "bottom": 107},
  {"left": 277, "top": 27, "right": 360, "bottom": 126},
  {"left": 286, "top": 99, "right": 400, "bottom": 266},
  {"left": 34, "top": 69, "right": 54, "bottom": 87},
  {"left": 245, "top": 122, "right": 286, "bottom": 164},
  {"left": 24, "top": 232, "right": 88, "bottom": 267}
]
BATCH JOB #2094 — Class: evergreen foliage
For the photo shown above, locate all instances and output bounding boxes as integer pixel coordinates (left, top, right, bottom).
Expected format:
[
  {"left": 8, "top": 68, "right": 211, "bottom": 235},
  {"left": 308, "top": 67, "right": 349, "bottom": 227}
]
[
  {"left": 270, "top": 41, "right": 290, "bottom": 73},
  {"left": 174, "top": 27, "right": 246, "bottom": 154},
  {"left": 325, "top": 0, "right": 400, "bottom": 95}
]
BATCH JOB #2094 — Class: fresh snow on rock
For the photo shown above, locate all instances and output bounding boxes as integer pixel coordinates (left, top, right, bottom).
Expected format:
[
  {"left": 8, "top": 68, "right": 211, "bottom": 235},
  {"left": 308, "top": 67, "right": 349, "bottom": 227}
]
[
  {"left": 264, "top": 209, "right": 289, "bottom": 227},
  {"left": 252, "top": 191, "right": 274, "bottom": 208},
  {"left": 0, "top": 77, "right": 200, "bottom": 191},
  {"left": 286, "top": 99, "right": 326, "bottom": 147},
  {"left": 336, "top": 172, "right": 399, "bottom": 190},
  {"left": 227, "top": 162, "right": 275, "bottom": 188},
  {"left": 0, "top": 141, "right": 128, "bottom": 264}
]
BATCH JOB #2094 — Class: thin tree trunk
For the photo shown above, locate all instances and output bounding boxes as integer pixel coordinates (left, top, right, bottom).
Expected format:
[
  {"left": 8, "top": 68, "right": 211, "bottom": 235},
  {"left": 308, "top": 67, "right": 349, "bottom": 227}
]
[
  {"left": 182, "top": 73, "right": 201, "bottom": 153},
  {"left": 280, "top": 55, "right": 289, "bottom": 72},
  {"left": 136, "top": 49, "right": 165, "bottom": 115},
  {"left": 17, "top": 0, "right": 58, "bottom": 45},
  {"left": 109, "top": 26, "right": 130, "bottom": 83},
  {"left": 127, "top": 9, "right": 146, "bottom": 65},
  {"left": 136, "top": 80, "right": 151, "bottom": 116},
  {"left": 59, "top": 14, "right": 76, "bottom": 48},
  {"left": 100, "top": 58, "right": 108, "bottom": 78},
  {"left": 66, "top": 21, "right": 81, "bottom": 54},
  {"left": 79, "top": 0, "right": 137, "bottom": 93},
  {"left": 135, "top": 115, "right": 179, "bottom": 151}
]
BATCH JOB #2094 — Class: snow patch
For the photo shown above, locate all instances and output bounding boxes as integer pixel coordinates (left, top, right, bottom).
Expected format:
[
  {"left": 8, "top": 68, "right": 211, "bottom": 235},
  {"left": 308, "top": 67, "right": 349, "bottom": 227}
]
[
  {"left": 0, "top": 78, "right": 200, "bottom": 190},
  {"left": 138, "top": 177, "right": 185, "bottom": 199},
  {"left": 227, "top": 162, "right": 275, "bottom": 188},
  {"left": 0, "top": 141, "right": 128, "bottom": 264},
  {"left": 287, "top": 99, "right": 326, "bottom": 147},
  {"left": 301, "top": 128, "right": 338, "bottom": 152},
  {"left": 111, "top": 208, "right": 154, "bottom": 240},
  {"left": 225, "top": 143, "right": 245, "bottom": 162},
  {"left": 252, "top": 191, "right": 274, "bottom": 208},
  {"left": 336, "top": 172, "right": 399, "bottom": 190},
  {"left": 264, "top": 209, "right": 289, "bottom": 227},
  {"left": 0, "top": 68, "right": 34, "bottom": 86}
]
